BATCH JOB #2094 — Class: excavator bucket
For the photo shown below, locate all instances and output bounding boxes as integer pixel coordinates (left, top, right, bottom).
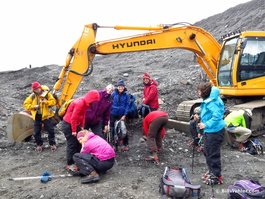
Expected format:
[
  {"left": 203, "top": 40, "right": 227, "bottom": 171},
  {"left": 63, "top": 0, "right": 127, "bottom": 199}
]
[{"left": 7, "top": 110, "right": 34, "bottom": 142}]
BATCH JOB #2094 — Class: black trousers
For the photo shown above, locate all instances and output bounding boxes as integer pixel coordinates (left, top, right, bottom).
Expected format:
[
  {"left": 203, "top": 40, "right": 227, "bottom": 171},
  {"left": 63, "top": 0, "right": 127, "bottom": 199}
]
[
  {"left": 73, "top": 153, "right": 114, "bottom": 176},
  {"left": 61, "top": 120, "right": 82, "bottom": 165},
  {"left": 34, "top": 117, "right": 56, "bottom": 146},
  {"left": 84, "top": 121, "right": 104, "bottom": 138},
  {"left": 203, "top": 128, "right": 225, "bottom": 177}
]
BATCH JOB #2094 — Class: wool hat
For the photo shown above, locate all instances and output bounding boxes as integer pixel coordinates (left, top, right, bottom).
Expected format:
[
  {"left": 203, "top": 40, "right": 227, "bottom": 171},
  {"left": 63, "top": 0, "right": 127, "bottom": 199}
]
[
  {"left": 117, "top": 80, "right": 125, "bottom": 87},
  {"left": 77, "top": 130, "right": 89, "bottom": 139},
  {"left": 31, "top": 82, "right": 41, "bottom": 90},
  {"left": 143, "top": 73, "right": 150, "bottom": 80}
]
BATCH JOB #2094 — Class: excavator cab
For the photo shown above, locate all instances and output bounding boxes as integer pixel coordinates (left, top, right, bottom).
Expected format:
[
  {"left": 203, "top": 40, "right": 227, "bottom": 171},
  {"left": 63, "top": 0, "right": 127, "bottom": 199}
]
[{"left": 217, "top": 33, "right": 265, "bottom": 96}]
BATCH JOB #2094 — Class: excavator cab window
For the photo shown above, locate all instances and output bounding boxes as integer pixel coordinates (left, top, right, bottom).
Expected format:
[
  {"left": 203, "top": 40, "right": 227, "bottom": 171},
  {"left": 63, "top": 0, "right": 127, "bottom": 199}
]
[
  {"left": 238, "top": 37, "right": 265, "bottom": 81},
  {"left": 218, "top": 38, "right": 237, "bottom": 87}
]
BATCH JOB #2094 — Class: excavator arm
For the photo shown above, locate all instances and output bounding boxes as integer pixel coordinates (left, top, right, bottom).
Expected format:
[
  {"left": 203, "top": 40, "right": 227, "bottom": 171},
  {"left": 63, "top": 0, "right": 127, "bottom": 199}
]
[{"left": 53, "top": 23, "right": 221, "bottom": 109}]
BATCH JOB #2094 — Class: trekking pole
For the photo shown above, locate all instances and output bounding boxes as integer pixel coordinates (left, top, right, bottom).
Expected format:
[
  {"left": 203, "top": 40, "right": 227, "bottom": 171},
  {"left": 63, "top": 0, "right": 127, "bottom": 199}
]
[
  {"left": 8, "top": 172, "right": 73, "bottom": 181},
  {"left": 210, "top": 180, "right": 216, "bottom": 199},
  {"left": 191, "top": 144, "right": 195, "bottom": 174}
]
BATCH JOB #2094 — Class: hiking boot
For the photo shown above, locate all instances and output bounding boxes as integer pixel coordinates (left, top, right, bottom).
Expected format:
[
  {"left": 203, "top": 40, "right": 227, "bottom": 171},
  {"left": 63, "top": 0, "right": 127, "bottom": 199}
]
[
  {"left": 80, "top": 170, "right": 100, "bottom": 184},
  {"left": 50, "top": 145, "right": 57, "bottom": 151},
  {"left": 141, "top": 135, "right": 147, "bottom": 141},
  {"left": 144, "top": 156, "right": 159, "bottom": 163},
  {"left": 36, "top": 146, "right": 43, "bottom": 152},
  {"left": 238, "top": 143, "right": 244, "bottom": 151},
  {"left": 197, "top": 146, "right": 203, "bottom": 152},
  {"left": 123, "top": 146, "right": 129, "bottom": 151},
  {"left": 188, "top": 141, "right": 194, "bottom": 146},
  {"left": 204, "top": 175, "right": 223, "bottom": 185},
  {"left": 65, "top": 164, "right": 80, "bottom": 176},
  {"left": 201, "top": 171, "right": 210, "bottom": 179}
]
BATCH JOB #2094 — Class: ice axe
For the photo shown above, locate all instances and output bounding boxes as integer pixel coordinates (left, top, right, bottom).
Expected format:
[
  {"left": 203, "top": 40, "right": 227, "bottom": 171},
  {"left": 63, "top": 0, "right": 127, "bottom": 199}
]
[{"left": 8, "top": 171, "right": 73, "bottom": 183}]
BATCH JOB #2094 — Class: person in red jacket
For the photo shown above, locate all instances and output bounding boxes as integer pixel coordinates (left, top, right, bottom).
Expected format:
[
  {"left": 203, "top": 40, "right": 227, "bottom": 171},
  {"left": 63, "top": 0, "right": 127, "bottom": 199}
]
[
  {"left": 61, "top": 90, "right": 100, "bottom": 172},
  {"left": 142, "top": 73, "right": 159, "bottom": 112},
  {"left": 142, "top": 110, "right": 168, "bottom": 162}
]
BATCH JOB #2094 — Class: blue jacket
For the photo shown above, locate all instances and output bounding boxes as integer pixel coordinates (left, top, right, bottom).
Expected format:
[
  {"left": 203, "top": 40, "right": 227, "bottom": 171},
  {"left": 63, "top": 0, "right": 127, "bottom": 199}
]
[
  {"left": 128, "top": 94, "right": 137, "bottom": 114},
  {"left": 200, "top": 86, "right": 226, "bottom": 133},
  {"left": 111, "top": 89, "right": 130, "bottom": 116}
]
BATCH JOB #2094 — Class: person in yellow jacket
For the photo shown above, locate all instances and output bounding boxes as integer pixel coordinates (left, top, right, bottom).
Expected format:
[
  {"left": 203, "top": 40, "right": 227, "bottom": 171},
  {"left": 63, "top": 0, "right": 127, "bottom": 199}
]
[
  {"left": 23, "top": 82, "right": 57, "bottom": 151},
  {"left": 224, "top": 109, "right": 252, "bottom": 143}
]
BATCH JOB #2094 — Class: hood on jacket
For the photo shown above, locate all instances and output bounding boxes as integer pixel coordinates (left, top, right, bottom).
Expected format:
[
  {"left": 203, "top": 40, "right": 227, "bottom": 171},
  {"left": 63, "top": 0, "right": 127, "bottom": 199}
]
[
  {"left": 204, "top": 86, "right": 219, "bottom": 103},
  {"left": 144, "top": 79, "right": 158, "bottom": 86},
  {"left": 87, "top": 131, "right": 95, "bottom": 139},
  {"left": 84, "top": 90, "right": 100, "bottom": 106}
]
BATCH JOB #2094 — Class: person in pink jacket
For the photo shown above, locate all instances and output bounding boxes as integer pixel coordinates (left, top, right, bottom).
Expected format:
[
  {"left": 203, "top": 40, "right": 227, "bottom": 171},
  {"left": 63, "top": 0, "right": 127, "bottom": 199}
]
[
  {"left": 61, "top": 90, "right": 100, "bottom": 172},
  {"left": 72, "top": 130, "right": 115, "bottom": 184}
]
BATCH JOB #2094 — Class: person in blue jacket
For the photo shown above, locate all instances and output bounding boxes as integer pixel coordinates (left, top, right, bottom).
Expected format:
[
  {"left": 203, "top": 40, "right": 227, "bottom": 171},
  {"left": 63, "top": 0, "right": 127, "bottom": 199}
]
[
  {"left": 197, "top": 82, "right": 226, "bottom": 185},
  {"left": 110, "top": 80, "right": 130, "bottom": 151},
  {"left": 127, "top": 94, "right": 138, "bottom": 122}
]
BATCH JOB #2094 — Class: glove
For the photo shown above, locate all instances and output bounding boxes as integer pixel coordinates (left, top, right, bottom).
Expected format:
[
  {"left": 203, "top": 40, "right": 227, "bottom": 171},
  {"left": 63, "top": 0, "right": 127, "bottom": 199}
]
[
  {"left": 40, "top": 176, "right": 52, "bottom": 183},
  {"left": 42, "top": 171, "right": 51, "bottom": 176}
]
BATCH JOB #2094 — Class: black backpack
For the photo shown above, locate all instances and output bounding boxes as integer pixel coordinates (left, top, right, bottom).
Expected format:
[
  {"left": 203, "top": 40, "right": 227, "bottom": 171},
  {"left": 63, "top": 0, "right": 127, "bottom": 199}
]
[
  {"left": 138, "top": 104, "right": 151, "bottom": 118},
  {"left": 241, "top": 139, "right": 263, "bottom": 155},
  {"left": 159, "top": 167, "right": 202, "bottom": 199}
]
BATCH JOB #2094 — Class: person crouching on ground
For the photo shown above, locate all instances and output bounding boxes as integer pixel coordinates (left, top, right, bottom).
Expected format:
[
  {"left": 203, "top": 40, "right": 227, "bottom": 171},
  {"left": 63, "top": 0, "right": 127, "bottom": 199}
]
[
  {"left": 71, "top": 130, "right": 115, "bottom": 184},
  {"left": 142, "top": 110, "right": 168, "bottom": 163},
  {"left": 61, "top": 90, "right": 100, "bottom": 173},
  {"left": 23, "top": 82, "right": 57, "bottom": 151},
  {"left": 224, "top": 109, "right": 252, "bottom": 146},
  {"left": 197, "top": 82, "right": 226, "bottom": 185}
]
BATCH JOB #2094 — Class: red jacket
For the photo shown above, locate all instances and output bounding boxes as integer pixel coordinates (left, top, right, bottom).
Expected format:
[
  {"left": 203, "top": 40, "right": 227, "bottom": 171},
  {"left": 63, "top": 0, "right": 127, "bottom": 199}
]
[
  {"left": 143, "top": 79, "right": 159, "bottom": 109},
  {"left": 63, "top": 90, "right": 100, "bottom": 132},
  {"left": 142, "top": 111, "right": 168, "bottom": 138}
]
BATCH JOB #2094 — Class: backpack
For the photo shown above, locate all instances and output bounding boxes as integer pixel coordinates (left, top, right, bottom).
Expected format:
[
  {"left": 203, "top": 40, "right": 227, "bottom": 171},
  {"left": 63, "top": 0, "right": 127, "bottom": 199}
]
[
  {"left": 57, "top": 99, "right": 74, "bottom": 117},
  {"left": 138, "top": 104, "right": 151, "bottom": 118},
  {"left": 114, "top": 120, "right": 127, "bottom": 141},
  {"left": 228, "top": 180, "right": 265, "bottom": 198},
  {"left": 241, "top": 139, "right": 263, "bottom": 155},
  {"left": 159, "top": 167, "right": 202, "bottom": 199}
]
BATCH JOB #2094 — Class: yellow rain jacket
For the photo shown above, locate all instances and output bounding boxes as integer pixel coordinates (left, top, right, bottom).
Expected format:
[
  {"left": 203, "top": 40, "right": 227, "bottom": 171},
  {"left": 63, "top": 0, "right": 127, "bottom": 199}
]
[{"left": 23, "top": 86, "right": 56, "bottom": 121}]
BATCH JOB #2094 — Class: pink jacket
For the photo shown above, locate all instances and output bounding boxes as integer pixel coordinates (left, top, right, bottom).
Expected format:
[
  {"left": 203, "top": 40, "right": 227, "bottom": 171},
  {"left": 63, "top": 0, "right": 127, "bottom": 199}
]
[
  {"left": 63, "top": 90, "right": 100, "bottom": 132},
  {"left": 81, "top": 132, "right": 116, "bottom": 161}
]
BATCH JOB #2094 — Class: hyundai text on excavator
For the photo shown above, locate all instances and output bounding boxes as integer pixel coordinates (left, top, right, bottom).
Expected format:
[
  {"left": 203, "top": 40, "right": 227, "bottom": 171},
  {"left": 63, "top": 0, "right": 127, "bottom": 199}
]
[{"left": 7, "top": 23, "right": 265, "bottom": 141}]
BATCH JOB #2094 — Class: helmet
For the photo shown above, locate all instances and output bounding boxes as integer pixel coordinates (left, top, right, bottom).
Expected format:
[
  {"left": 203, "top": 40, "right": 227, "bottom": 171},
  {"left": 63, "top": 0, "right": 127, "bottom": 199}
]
[
  {"left": 245, "top": 109, "right": 253, "bottom": 117},
  {"left": 194, "top": 107, "right": 200, "bottom": 114}
]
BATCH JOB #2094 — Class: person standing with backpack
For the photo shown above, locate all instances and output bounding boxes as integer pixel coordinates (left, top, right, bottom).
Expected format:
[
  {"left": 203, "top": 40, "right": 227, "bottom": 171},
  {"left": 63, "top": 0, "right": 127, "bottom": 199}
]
[
  {"left": 23, "top": 82, "right": 57, "bottom": 151},
  {"left": 110, "top": 80, "right": 130, "bottom": 151},
  {"left": 61, "top": 90, "right": 100, "bottom": 173},
  {"left": 197, "top": 82, "right": 226, "bottom": 185}
]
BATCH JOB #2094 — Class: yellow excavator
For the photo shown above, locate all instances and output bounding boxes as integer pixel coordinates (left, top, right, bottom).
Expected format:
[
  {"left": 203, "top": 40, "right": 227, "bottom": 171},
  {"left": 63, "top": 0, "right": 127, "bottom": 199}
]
[{"left": 7, "top": 23, "right": 265, "bottom": 141}]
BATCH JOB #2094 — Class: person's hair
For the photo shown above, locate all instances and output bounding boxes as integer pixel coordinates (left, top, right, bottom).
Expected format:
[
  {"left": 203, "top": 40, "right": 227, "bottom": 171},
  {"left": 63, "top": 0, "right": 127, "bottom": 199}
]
[
  {"left": 197, "top": 82, "right": 212, "bottom": 99},
  {"left": 106, "top": 84, "right": 114, "bottom": 90}
]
